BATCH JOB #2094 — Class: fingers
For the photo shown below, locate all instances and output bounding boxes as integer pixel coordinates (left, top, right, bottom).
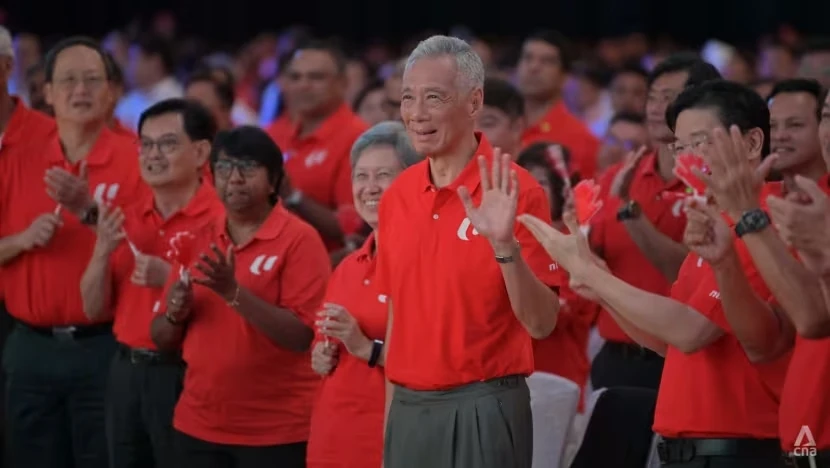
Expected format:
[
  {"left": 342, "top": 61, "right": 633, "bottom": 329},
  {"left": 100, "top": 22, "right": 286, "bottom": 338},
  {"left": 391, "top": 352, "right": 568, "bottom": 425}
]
[
  {"left": 477, "top": 155, "right": 491, "bottom": 192},
  {"left": 757, "top": 153, "right": 778, "bottom": 181},
  {"left": 491, "top": 149, "right": 502, "bottom": 193},
  {"left": 508, "top": 169, "right": 519, "bottom": 200},
  {"left": 793, "top": 175, "right": 827, "bottom": 202},
  {"left": 78, "top": 161, "right": 88, "bottom": 181},
  {"left": 562, "top": 210, "right": 580, "bottom": 234},
  {"left": 516, "top": 214, "right": 557, "bottom": 242},
  {"left": 225, "top": 244, "right": 235, "bottom": 269},
  {"left": 499, "top": 152, "right": 511, "bottom": 193},
  {"left": 457, "top": 186, "right": 475, "bottom": 213}
]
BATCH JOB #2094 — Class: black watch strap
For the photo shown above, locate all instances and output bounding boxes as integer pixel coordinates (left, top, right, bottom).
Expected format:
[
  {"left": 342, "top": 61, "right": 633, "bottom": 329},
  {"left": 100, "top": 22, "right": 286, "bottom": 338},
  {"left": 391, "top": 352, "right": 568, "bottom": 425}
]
[
  {"left": 616, "top": 200, "right": 641, "bottom": 221},
  {"left": 81, "top": 204, "right": 100, "bottom": 225},
  {"left": 734, "top": 209, "right": 771, "bottom": 237},
  {"left": 368, "top": 340, "right": 383, "bottom": 368}
]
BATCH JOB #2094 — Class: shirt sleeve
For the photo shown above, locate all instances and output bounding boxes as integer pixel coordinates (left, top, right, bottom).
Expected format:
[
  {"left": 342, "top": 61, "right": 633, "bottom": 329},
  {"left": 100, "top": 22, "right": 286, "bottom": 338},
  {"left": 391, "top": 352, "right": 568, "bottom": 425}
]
[
  {"left": 279, "top": 228, "right": 332, "bottom": 328},
  {"left": 515, "top": 185, "right": 565, "bottom": 289},
  {"left": 676, "top": 242, "right": 773, "bottom": 332},
  {"left": 374, "top": 194, "right": 393, "bottom": 297}
]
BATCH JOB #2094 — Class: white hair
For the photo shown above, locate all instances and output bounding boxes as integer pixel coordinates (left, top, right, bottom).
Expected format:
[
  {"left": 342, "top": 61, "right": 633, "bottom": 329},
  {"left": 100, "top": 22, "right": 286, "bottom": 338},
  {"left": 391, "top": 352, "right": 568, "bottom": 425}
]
[
  {"left": 405, "top": 35, "right": 484, "bottom": 91},
  {"left": 350, "top": 121, "right": 421, "bottom": 170},
  {"left": 0, "top": 27, "right": 13, "bottom": 59}
]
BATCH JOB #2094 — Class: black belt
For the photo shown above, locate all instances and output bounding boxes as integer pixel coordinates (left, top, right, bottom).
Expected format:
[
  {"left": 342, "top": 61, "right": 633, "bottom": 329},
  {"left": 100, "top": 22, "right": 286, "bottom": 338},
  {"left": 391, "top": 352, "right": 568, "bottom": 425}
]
[
  {"left": 788, "top": 450, "right": 830, "bottom": 468},
  {"left": 658, "top": 437, "right": 783, "bottom": 463},
  {"left": 604, "top": 340, "right": 663, "bottom": 360},
  {"left": 21, "top": 321, "right": 112, "bottom": 341},
  {"left": 117, "top": 344, "right": 182, "bottom": 365}
]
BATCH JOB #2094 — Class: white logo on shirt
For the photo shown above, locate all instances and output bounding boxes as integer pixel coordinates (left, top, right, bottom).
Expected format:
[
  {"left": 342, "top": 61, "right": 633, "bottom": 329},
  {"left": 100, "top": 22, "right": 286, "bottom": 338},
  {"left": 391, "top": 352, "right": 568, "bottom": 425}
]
[
  {"left": 708, "top": 290, "right": 720, "bottom": 300},
  {"left": 456, "top": 217, "right": 479, "bottom": 241},
  {"left": 378, "top": 294, "right": 388, "bottom": 304},
  {"left": 792, "top": 425, "right": 818, "bottom": 457},
  {"left": 672, "top": 199, "right": 684, "bottom": 218},
  {"left": 152, "top": 301, "right": 161, "bottom": 314},
  {"left": 249, "top": 255, "right": 278, "bottom": 276},
  {"left": 93, "top": 183, "right": 120, "bottom": 204},
  {"left": 305, "top": 150, "right": 328, "bottom": 168},
  {"left": 548, "top": 263, "right": 559, "bottom": 271},
  {"left": 697, "top": 257, "right": 704, "bottom": 268}
]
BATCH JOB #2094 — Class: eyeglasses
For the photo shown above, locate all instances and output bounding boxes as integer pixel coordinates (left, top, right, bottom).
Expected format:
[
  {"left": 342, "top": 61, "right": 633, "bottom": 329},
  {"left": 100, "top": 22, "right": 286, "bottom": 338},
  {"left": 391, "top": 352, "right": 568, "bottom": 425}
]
[
  {"left": 139, "top": 137, "right": 182, "bottom": 156},
  {"left": 54, "top": 75, "right": 106, "bottom": 90},
  {"left": 668, "top": 135, "right": 710, "bottom": 157},
  {"left": 213, "top": 159, "right": 262, "bottom": 178}
]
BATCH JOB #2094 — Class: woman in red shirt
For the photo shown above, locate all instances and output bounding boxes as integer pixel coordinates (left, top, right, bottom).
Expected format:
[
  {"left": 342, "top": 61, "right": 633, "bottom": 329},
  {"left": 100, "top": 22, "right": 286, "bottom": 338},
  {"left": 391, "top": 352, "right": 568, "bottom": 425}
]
[
  {"left": 306, "top": 121, "right": 422, "bottom": 468},
  {"left": 151, "top": 126, "right": 331, "bottom": 468}
]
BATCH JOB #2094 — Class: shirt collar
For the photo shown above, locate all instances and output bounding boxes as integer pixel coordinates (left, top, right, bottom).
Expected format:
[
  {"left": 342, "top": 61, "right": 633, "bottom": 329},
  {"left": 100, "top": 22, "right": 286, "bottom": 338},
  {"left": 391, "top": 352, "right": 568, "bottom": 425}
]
[
  {"left": 287, "top": 103, "right": 353, "bottom": 143},
  {"left": 217, "top": 203, "right": 291, "bottom": 248},
  {"left": 354, "top": 232, "right": 376, "bottom": 263},
  {"left": 421, "top": 131, "right": 494, "bottom": 194},
  {"left": 140, "top": 181, "right": 219, "bottom": 218},
  {"left": 46, "top": 125, "right": 118, "bottom": 168}
]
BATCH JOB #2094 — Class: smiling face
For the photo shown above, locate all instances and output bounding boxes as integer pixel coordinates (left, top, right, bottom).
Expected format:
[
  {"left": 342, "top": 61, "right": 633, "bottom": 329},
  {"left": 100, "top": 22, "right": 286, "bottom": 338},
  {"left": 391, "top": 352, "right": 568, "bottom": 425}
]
[
  {"left": 351, "top": 144, "right": 405, "bottom": 228},
  {"left": 138, "top": 112, "right": 209, "bottom": 188},
  {"left": 768, "top": 91, "right": 822, "bottom": 172},
  {"left": 400, "top": 55, "right": 482, "bottom": 157}
]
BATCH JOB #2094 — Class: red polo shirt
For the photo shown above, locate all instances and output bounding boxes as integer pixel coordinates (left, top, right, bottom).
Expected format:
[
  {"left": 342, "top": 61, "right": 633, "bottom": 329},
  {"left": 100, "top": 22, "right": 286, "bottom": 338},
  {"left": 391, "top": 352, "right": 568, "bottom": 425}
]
[
  {"left": 521, "top": 101, "right": 600, "bottom": 179},
  {"left": 172, "top": 204, "right": 331, "bottom": 446},
  {"left": 533, "top": 283, "right": 598, "bottom": 412},
  {"left": 307, "top": 234, "right": 387, "bottom": 468},
  {"left": 0, "top": 99, "right": 55, "bottom": 302},
  {"left": 770, "top": 174, "right": 830, "bottom": 450},
  {"left": 376, "top": 132, "right": 565, "bottom": 390},
  {"left": 110, "top": 183, "right": 223, "bottom": 350},
  {"left": 266, "top": 104, "right": 368, "bottom": 246},
  {"left": 590, "top": 153, "right": 689, "bottom": 344},
  {"left": 0, "top": 126, "right": 146, "bottom": 326},
  {"left": 654, "top": 242, "right": 789, "bottom": 438}
]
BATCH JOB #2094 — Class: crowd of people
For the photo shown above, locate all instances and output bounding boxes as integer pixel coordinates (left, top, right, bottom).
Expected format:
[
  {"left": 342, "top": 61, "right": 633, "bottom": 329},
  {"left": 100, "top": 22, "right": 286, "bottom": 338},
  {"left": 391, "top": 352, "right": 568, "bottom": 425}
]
[{"left": 0, "top": 17, "right": 828, "bottom": 468}]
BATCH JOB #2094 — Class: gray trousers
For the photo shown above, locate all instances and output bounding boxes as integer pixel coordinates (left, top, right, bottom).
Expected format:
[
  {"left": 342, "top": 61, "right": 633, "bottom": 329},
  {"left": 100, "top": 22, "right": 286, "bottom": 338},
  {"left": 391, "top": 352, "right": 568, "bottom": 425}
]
[{"left": 384, "top": 375, "right": 532, "bottom": 468}]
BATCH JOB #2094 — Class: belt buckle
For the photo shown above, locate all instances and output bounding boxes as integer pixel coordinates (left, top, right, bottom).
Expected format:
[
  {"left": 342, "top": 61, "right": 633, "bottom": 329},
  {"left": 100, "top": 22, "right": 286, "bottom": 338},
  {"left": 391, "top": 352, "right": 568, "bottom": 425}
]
[{"left": 52, "top": 326, "right": 76, "bottom": 341}]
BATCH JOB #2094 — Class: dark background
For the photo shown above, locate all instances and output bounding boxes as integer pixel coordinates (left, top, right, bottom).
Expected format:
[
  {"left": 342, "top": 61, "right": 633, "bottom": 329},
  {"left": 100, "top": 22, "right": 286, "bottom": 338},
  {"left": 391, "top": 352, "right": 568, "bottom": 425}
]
[{"left": 2, "top": 0, "right": 830, "bottom": 47}]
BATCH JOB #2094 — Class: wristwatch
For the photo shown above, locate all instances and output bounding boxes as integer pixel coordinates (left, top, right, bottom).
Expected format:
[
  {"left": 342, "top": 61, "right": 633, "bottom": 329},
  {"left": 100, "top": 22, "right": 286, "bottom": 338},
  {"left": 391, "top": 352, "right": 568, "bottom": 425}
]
[
  {"left": 368, "top": 340, "right": 384, "bottom": 368},
  {"left": 616, "top": 200, "right": 642, "bottom": 221},
  {"left": 734, "top": 209, "right": 771, "bottom": 237},
  {"left": 284, "top": 190, "right": 303, "bottom": 208},
  {"left": 80, "top": 204, "right": 100, "bottom": 226},
  {"left": 494, "top": 241, "right": 521, "bottom": 264}
]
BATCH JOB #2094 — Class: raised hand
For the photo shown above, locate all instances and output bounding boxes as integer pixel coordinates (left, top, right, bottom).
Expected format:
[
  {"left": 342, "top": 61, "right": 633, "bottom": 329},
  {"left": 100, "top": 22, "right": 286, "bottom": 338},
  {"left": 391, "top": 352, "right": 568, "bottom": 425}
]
[
  {"left": 93, "top": 203, "right": 125, "bottom": 256},
  {"left": 697, "top": 125, "right": 778, "bottom": 219},
  {"left": 193, "top": 244, "right": 238, "bottom": 301},
  {"left": 517, "top": 211, "right": 594, "bottom": 279},
  {"left": 45, "top": 160, "right": 94, "bottom": 217},
  {"left": 682, "top": 198, "right": 734, "bottom": 266},
  {"left": 610, "top": 145, "right": 647, "bottom": 201},
  {"left": 767, "top": 175, "right": 830, "bottom": 275},
  {"left": 457, "top": 149, "right": 519, "bottom": 253},
  {"left": 131, "top": 254, "right": 172, "bottom": 288}
]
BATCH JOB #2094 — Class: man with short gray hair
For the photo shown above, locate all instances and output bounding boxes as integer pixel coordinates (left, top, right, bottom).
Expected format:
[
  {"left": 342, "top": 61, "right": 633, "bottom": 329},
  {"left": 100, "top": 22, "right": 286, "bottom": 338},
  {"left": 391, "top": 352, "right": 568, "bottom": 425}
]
[{"left": 376, "top": 35, "right": 564, "bottom": 468}]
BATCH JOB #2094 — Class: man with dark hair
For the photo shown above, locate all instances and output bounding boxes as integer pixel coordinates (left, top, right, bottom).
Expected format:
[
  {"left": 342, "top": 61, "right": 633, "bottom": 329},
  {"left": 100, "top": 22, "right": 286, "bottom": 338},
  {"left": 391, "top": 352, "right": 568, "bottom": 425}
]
[
  {"left": 517, "top": 30, "right": 601, "bottom": 178},
  {"left": 520, "top": 79, "right": 791, "bottom": 468},
  {"left": 696, "top": 81, "right": 830, "bottom": 464},
  {"left": 476, "top": 76, "right": 525, "bottom": 157},
  {"left": 797, "top": 37, "right": 830, "bottom": 90},
  {"left": 609, "top": 61, "right": 648, "bottom": 114},
  {"left": 80, "top": 97, "right": 221, "bottom": 468},
  {"left": 185, "top": 69, "right": 235, "bottom": 131},
  {"left": 0, "top": 36, "right": 145, "bottom": 468},
  {"left": 265, "top": 39, "right": 368, "bottom": 258},
  {"left": 116, "top": 35, "right": 183, "bottom": 131},
  {"left": 588, "top": 53, "right": 721, "bottom": 392},
  {"left": 766, "top": 78, "right": 826, "bottom": 181}
]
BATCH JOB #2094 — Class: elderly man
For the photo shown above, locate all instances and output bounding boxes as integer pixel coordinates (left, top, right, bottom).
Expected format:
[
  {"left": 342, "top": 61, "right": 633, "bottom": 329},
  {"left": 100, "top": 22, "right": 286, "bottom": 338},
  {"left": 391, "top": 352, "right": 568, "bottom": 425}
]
[{"left": 376, "top": 35, "right": 563, "bottom": 468}]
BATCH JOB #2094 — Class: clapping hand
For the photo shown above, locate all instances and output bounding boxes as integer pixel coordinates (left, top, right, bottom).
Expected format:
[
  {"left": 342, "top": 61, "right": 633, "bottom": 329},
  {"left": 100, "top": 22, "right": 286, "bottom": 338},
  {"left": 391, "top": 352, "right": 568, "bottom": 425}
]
[
  {"left": 315, "top": 303, "right": 371, "bottom": 357},
  {"left": 45, "top": 161, "right": 94, "bottom": 217},
  {"left": 767, "top": 175, "right": 830, "bottom": 275},
  {"left": 193, "top": 244, "right": 238, "bottom": 301},
  {"left": 682, "top": 197, "right": 735, "bottom": 267},
  {"left": 311, "top": 340, "right": 339, "bottom": 376}
]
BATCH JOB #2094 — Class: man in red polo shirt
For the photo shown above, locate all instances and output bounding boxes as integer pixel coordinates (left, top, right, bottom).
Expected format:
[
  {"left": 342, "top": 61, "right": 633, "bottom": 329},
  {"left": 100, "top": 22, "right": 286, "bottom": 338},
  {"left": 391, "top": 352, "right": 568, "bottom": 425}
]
[
  {"left": 79, "top": 98, "right": 221, "bottom": 468},
  {"left": 589, "top": 55, "right": 720, "bottom": 391},
  {"left": 516, "top": 30, "right": 599, "bottom": 179},
  {"left": 0, "top": 37, "right": 145, "bottom": 468},
  {"left": 519, "top": 80, "right": 790, "bottom": 467},
  {"left": 701, "top": 82, "right": 830, "bottom": 466},
  {"left": 266, "top": 40, "right": 368, "bottom": 253},
  {"left": 377, "top": 35, "right": 563, "bottom": 468}
]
